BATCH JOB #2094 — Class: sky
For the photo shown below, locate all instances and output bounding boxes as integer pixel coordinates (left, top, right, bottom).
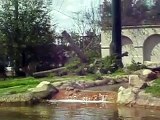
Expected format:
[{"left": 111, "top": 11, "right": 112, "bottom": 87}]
[{"left": 51, "top": 0, "right": 102, "bottom": 33}]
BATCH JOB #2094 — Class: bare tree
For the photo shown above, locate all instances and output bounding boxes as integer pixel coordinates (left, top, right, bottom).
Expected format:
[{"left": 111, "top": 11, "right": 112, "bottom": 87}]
[{"left": 62, "top": 31, "right": 88, "bottom": 63}]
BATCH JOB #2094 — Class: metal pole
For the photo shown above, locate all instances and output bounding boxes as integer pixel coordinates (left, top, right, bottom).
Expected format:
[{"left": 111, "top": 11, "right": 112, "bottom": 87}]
[{"left": 111, "top": 0, "right": 122, "bottom": 68}]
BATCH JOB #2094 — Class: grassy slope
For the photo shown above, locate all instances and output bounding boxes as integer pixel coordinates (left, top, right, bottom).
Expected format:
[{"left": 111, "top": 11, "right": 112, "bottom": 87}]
[
  {"left": 0, "top": 75, "right": 96, "bottom": 96},
  {"left": 0, "top": 77, "right": 40, "bottom": 96},
  {"left": 145, "top": 78, "right": 160, "bottom": 97},
  {"left": 0, "top": 71, "right": 128, "bottom": 97}
]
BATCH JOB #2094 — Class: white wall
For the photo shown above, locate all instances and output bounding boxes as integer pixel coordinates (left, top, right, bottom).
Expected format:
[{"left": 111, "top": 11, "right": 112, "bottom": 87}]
[{"left": 101, "top": 26, "right": 160, "bottom": 65}]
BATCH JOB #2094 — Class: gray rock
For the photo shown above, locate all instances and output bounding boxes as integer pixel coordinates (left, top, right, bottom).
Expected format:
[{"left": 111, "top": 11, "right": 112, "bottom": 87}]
[
  {"left": 108, "top": 79, "right": 116, "bottom": 85},
  {"left": 147, "top": 80, "right": 156, "bottom": 87},
  {"left": 117, "top": 86, "right": 136, "bottom": 105},
  {"left": 0, "top": 92, "right": 37, "bottom": 104},
  {"left": 52, "top": 82, "right": 63, "bottom": 87},
  {"left": 84, "top": 81, "right": 96, "bottom": 88},
  {"left": 144, "top": 61, "right": 160, "bottom": 68},
  {"left": 94, "top": 79, "right": 110, "bottom": 86},
  {"left": 129, "top": 75, "right": 146, "bottom": 88},
  {"left": 65, "top": 86, "right": 74, "bottom": 91},
  {"left": 133, "top": 69, "right": 144, "bottom": 75},
  {"left": 29, "top": 81, "right": 58, "bottom": 99},
  {"left": 122, "top": 77, "right": 129, "bottom": 82},
  {"left": 136, "top": 91, "right": 160, "bottom": 107},
  {"left": 115, "top": 78, "right": 124, "bottom": 83},
  {"left": 142, "top": 69, "right": 152, "bottom": 76},
  {"left": 59, "top": 83, "right": 70, "bottom": 89},
  {"left": 134, "top": 69, "right": 157, "bottom": 81}
]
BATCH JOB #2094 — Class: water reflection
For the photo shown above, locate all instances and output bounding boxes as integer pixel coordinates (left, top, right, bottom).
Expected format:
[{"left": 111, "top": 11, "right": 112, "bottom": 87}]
[
  {"left": 118, "top": 106, "right": 160, "bottom": 120},
  {"left": 0, "top": 104, "right": 160, "bottom": 120}
]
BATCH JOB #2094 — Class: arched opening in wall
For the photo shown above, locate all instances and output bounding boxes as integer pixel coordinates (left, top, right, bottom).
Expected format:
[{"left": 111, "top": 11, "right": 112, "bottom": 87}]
[
  {"left": 121, "top": 36, "right": 134, "bottom": 65},
  {"left": 143, "top": 34, "right": 160, "bottom": 62}
]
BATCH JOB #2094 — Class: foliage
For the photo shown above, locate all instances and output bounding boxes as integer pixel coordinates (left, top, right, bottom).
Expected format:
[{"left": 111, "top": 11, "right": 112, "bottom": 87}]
[
  {"left": 87, "top": 64, "right": 96, "bottom": 74},
  {"left": 69, "top": 32, "right": 101, "bottom": 64},
  {"left": 86, "top": 50, "right": 101, "bottom": 64},
  {"left": 75, "top": 65, "right": 87, "bottom": 76},
  {"left": 0, "top": 77, "right": 39, "bottom": 89},
  {"left": 92, "top": 73, "right": 103, "bottom": 80},
  {"left": 100, "top": 55, "right": 117, "bottom": 74},
  {"left": 109, "top": 68, "right": 127, "bottom": 76},
  {"left": 0, "top": 0, "right": 55, "bottom": 70},
  {"left": 69, "top": 2, "right": 101, "bottom": 61},
  {"left": 66, "top": 60, "right": 81, "bottom": 71},
  {"left": 0, "top": 84, "right": 37, "bottom": 95},
  {"left": 127, "top": 60, "right": 147, "bottom": 71},
  {"left": 55, "top": 69, "right": 68, "bottom": 76},
  {"left": 72, "top": 2, "right": 101, "bottom": 35},
  {"left": 145, "top": 79, "right": 160, "bottom": 97},
  {"left": 100, "top": 0, "right": 160, "bottom": 29},
  {"left": 0, "top": 77, "right": 40, "bottom": 96},
  {"left": 0, "top": 75, "right": 99, "bottom": 96},
  {"left": 47, "top": 73, "right": 56, "bottom": 78}
]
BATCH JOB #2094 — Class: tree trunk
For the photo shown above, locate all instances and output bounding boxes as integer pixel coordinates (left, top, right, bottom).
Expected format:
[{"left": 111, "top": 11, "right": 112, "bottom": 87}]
[{"left": 62, "top": 31, "right": 88, "bottom": 63}]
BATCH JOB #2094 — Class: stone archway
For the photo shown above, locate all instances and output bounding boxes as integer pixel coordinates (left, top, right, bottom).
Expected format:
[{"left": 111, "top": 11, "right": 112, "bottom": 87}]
[
  {"left": 143, "top": 34, "right": 160, "bottom": 62},
  {"left": 121, "top": 36, "right": 134, "bottom": 65}
]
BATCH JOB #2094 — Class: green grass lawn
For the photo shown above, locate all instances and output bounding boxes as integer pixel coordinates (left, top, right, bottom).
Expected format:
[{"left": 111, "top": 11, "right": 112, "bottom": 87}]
[
  {"left": 0, "top": 77, "right": 40, "bottom": 96},
  {"left": 145, "top": 78, "right": 160, "bottom": 97},
  {"left": 108, "top": 69, "right": 127, "bottom": 77},
  {"left": 0, "top": 72, "right": 128, "bottom": 96},
  {"left": 0, "top": 75, "right": 97, "bottom": 96}
]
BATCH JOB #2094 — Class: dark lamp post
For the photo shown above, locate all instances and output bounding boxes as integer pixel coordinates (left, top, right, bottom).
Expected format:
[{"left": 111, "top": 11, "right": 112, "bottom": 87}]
[{"left": 110, "top": 0, "right": 123, "bottom": 68}]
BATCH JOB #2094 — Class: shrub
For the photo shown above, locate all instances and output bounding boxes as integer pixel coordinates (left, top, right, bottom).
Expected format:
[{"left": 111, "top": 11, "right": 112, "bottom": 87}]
[
  {"left": 66, "top": 60, "right": 81, "bottom": 71},
  {"left": 56, "top": 69, "right": 68, "bottom": 76},
  {"left": 86, "top": 50, "right": 101, "bottom": 63},
  {"left": 87, "top": 64, "right": 96, "bottom": 74},
  {"left": 110, "top": 68, "right": 127, "bottom": 76},
  {"left": 75, "top": 65, "right": 87, "bottom": 76},
  {"left": 93, "top": 74, "right": 103, "bottom": 80},
  {"left": 145, "top": 79, "right": 160, "bottom": 97},
  {"left": 100, "top": 55, "right": 117, "bottom": 74},
  {"left": 47, "top": 73, "right": 55, "bottom": 78},
  {"left": 127, "top": 60, "right": 146, "bottom": 71}
]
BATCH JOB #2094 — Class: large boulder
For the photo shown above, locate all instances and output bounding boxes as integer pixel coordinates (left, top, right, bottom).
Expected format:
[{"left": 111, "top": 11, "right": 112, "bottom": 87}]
[
  {"left": 129, "top": 75, "right": 146, "bottom": 89},
  {"left": 141, "top": 69, "right": 157, "bottom": 81},
  {"left": 117, "top": 86, "right": 136, "bottom": 105},
  {"left": 134, "top": 69, "right": 157, "bottom": 81},
  {"left": 144, "top": 61, "right": 160, "bottom": 69},
  {"left": 29, "top": 81, "right": 58, "bottom": 99},
  {"left": 94, "top": 79, "right": 110, "bottom": 86},
  {"left": 142, "top": 69, "right": 152, "bottom": 75},
  {"left": 0, "top": 92, "right": 37, "bottom": 104},
  {"left": 136, "top": 90, "right": 160, "bottom": 107}
]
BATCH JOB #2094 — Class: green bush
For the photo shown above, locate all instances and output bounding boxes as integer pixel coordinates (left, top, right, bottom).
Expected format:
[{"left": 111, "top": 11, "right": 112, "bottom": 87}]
[
  {"left": 110, "top": 68, "right": 127, "bottom": 76},
  {"left": 127, "top": 60, "right": 146, "bottom": 71},
  {"left": 86, "top": 50, "right": 101, "bottom": 63},
  {"left": 87, "top": 64, "right": 96, "bottom": 74},
  {"left": 56, "top": 69, "right": 68, "bottom": 76},
  {"left": 93, "top": 74, "right": 103, "bottom": 80},
  {"left": 145, "top": 79, "right": 160, "bottom": 97},
  {"left": 100, "top": 55, "right": 117, "bottom": 74},
  {"left": 75, "top": 65, "right": 87, "bottom": 76},
  {"left": 66, "top": 60, "right": 81, "bottom": 71},
  {"left": 47, "top": 73, "right": 56, "bottom": 78}
]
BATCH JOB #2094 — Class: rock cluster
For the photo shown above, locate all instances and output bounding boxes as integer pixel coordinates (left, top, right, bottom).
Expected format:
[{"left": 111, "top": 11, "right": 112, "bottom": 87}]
[
  {"left": 117, "top": 69, "right": 160, "bottom": 107},
  {"left": 0, "top": 81, "right": 58, "bottom": 105},
  {"left": 29, "top": 81, "right": 58, "bottom": 99},
  {"left": 52, "top": 75, "right": 129, "bottom": 91}
]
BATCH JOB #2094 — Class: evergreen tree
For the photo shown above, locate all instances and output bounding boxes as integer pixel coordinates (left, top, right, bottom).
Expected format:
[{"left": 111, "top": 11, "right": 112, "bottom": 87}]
[{"left": 0, "top": 0, "right": 55, "bottom": 71}]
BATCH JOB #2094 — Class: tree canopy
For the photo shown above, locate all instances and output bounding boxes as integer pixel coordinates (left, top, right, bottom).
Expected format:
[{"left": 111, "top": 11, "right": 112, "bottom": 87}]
[
  {"left": 0, "top": 0, "right": 55, "bottom": 70},
  {"left": 101, "top": 0, "right": 160, "bottom": 29}
]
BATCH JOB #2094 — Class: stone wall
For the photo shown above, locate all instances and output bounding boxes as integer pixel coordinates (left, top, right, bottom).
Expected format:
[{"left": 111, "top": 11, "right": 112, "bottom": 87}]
[{"left": 101, "top": 25, "right": 160, "bottom": 65}]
